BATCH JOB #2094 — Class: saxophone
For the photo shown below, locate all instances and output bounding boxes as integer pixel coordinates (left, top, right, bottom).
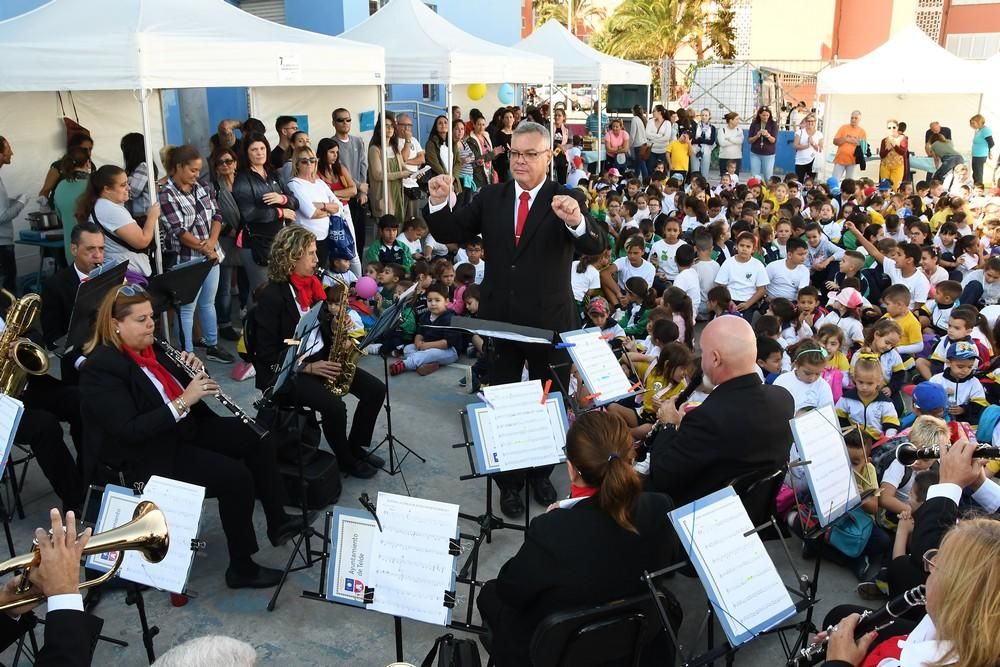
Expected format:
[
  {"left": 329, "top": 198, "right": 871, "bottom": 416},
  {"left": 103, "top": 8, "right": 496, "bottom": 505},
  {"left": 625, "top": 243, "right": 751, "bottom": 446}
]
[
  {"left": 322, "top": 272, "right": 364, "bottom": 396},
  {"left": 0, "top": 290, "right": 50, "bottom": 397}
]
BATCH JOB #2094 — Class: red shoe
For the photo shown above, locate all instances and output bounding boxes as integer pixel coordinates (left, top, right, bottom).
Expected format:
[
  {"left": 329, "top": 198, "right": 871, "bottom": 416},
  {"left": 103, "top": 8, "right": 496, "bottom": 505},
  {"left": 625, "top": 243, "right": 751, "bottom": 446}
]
[
  {"left": 390, "top": 360, "right": 406, "bottom": 376},
  {"left": 416, "top": 363, "right": 440, "bottom": 376}
]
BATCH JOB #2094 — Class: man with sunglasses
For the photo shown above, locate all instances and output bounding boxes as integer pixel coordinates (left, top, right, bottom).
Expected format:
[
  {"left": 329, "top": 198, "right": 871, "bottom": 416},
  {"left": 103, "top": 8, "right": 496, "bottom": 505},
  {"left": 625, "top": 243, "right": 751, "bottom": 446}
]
[
  {"left": 425, "top": 121, "right": 606, "bottom": 518},
  {"left": 332, "top": 107, "right": 369, "bottom": 250}
]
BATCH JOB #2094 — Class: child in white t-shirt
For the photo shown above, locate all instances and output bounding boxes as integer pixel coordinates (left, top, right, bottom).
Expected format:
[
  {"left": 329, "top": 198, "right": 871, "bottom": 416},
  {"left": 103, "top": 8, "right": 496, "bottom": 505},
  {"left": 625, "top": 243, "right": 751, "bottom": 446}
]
[
  {"left": 613, "top": 234, "right": 656, "bottom": 290},
  {"left": 671, "top": 244, "right": 701, "bottom": 314},
  {"left": 648, "top": 218, "right": 687, "bottom": 282},
  {"left": 714, "top": 231, "right": 769, "bottom": 318}
]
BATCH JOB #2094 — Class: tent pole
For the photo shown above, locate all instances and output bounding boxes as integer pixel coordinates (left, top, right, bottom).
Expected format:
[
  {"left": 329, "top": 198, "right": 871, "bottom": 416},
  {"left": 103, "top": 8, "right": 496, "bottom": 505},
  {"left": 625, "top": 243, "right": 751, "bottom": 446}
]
[
  {"left": 550, "top": 81, "right": 556, "bottom": 181},
  {"left": 138, "top": 88, "right": 168, "bottom": 339},
  {"left": 447, "top": 84, "right": 453, "bottom": 181},
  {"left": 596, "top": 79, "right": 603, "bottom": 176},
  {"left": 379, "top": 84, "right": 389, "bottom": 214},
  {"left": 822, "top": 92, "right": 833, "bottom": 180}
]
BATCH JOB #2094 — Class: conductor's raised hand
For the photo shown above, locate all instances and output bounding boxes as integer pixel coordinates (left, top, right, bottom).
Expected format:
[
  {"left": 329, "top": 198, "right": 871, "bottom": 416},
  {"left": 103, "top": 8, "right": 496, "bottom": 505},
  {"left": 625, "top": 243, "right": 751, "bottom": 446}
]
[
  {"left": 551, "top": 195, "right": 582, "bottom": 227},
  {"left": 427, "top": 174, "right": 453, "bottom": 206}
]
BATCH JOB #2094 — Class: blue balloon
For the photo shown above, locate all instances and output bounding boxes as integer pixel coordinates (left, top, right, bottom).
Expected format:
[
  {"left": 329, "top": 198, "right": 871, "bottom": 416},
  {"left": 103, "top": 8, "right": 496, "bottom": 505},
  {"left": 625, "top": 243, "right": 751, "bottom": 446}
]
[{"left": 497, "top": 83, "right": 515, "bottom": 105}]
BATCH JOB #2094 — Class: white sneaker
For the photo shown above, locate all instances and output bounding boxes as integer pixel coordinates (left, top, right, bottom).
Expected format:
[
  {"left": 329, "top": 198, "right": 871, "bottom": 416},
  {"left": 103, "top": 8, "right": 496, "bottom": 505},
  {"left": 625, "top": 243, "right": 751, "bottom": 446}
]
[{"left": 365, "top": 343, "right": 382, "bottom": 355}]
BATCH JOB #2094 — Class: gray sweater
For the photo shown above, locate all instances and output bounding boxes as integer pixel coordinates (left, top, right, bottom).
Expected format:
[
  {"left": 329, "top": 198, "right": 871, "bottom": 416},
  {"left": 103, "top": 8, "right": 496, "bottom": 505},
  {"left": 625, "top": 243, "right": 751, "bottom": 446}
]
[
  {"left": 0, "top": 174, "right": 24, "bottom": 246},
  {"left": 334, "top": 135, "right": 368, "bottom": 191}
]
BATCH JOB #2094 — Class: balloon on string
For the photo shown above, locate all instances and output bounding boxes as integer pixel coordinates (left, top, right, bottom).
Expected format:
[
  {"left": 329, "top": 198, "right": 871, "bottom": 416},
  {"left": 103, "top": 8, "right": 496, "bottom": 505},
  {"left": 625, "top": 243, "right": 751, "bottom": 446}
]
[
  {"left": 467, "top": 83, "right": 487, "bottom": 101},
  {"left": 497, "top": 83, "right": 515, "bottom": 105},
  {"left": 355, "top": 276, "right": 379, "bottom": 299}
]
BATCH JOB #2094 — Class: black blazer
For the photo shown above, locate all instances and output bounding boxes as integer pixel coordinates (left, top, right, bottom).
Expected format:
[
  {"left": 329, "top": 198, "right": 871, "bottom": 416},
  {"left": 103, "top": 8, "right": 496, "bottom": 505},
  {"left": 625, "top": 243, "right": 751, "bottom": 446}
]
[
  {"left": 78, "top": 344, "right": 215, "bottom": 484},
  {"left": 0, "top": 610, "right": 103, "bottom": 667},
  {"left": 425, "top": 179, "right": 606, "bottom": 335},
  {"left": 649, "top": 373, "right": 795, "bottom": 507},
  {"left": 494, "top": 493, "right": 677, "bottom": 638},
  {"left": 40, "top": 265, "right": 83, "bottom": 383},
  {"left": 253, "top": 281, "right": 331, "bottom": 391}
]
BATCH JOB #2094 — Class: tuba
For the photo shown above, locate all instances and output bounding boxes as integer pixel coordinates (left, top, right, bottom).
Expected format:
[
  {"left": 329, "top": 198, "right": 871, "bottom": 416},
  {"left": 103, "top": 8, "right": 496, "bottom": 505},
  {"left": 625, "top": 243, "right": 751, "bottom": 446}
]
[
  {"left": 0, "top": 290, "right": 50, "bottom": 397},
  {"left": 0, "top": 501, "right": 169, "bottom": 612},
  {"left": 321, "top": 272, "right": 364, "bottom": 396}
]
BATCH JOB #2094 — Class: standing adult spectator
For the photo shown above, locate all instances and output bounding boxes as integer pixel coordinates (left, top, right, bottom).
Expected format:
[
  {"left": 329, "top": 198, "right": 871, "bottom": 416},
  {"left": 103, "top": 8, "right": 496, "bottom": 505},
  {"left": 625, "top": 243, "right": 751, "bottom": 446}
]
[
  {"left": 647, "top": 316, "right": 794, "bottom": 506},
  {"left": 792, "top": 113, "right": 823, "bottom": 182},
  {"left": 645, "top": 105, "right": 672, "bottom": 174},
  {"left": 286, "top": 146, "right": 341, "bottom": 269},
  {"left": 425, "top": 115, "right": 460, "bottom": 190},
  {"left": 585, "top": 101, "right": 606, "bottom": 138},
  {"left": 316, "top": 137, "right": 362, "bottom": 278},
  {"left": 367, "top": 116, "right": 408, "bottom": 220},
  {"left": 788, "top": 101, "right": 809, "bottom": 130},
  {"left": 832, "top": 110, "right": 867, "bottom": 181},
  {"left": 969, "top": 114, "right": 994, "bottom": 186},
  {"left": 690, "top": 109, "right": 717, "bottom": 180},
  {"left": 121, "top": 133, "right": 156, "bottom": 219},
  {"left": 466, "top": 114, "right": 501, "bottom": 191},
  {"left": 159, "top": 145, "right": 234, "bottom": 363},
  {"left": 395, "top": 114, "right": 425, "bottom": 220},
  {"left": 451, "top": 105, "right": 462, "bottom": 123},
  {"left": 42, "top": 134, "right": 96, "bottom": 263},
  {"left": 748, "top": 106, "right": 779, "bottom": 180},
  {"left": 233, "top": 132, "right": 297, "bottom": 303},
  {"left": 332, "top": 107, "right": 370, "bottom": 251},
  {"left": 878, "top": 119, "right": 908, "bottom": 189},
  {"left": 603, "top": 118, "right": 631, "bottom": 173},
  {"left": 269, "top": 116, "right": 298, "bottom": 170},
  {"left": 629, "top": 105, "right": 649, "bottom": 181},
  {"left": 717, "top": 112, "right": 744, "bottom": 177},
  {"left": 928, "top": 133, "right": 965, "bottom": 182},
  {"left": 207, "top": 147, "right": 243, "bottom": 342},
  {"left": 924, "top": 120, "right": 952, "bottom": 177},
  {"left": 675, "top": 108, "right": 695, "bottom": 138},
  {"left": 0, "top": 136, "right": 25, "bottom": 293},
  {"left": 552, "top": 108, "right": 573, "bottom": 185},
  {"left": 425, "top": 122, "right": 607, "bottom": 518},
  {"left": 278, "top": 131, "right": 310, "bottom": 185},
  {"left": 489, "top": 109, "right": 515, "bottom": 183}
]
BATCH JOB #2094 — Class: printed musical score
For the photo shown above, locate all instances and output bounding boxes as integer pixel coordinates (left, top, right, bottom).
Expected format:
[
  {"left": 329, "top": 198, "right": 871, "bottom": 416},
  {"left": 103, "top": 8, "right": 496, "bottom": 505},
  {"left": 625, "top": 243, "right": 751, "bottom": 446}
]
[
  {"left": 477, "top": 381, "right": 564, "bottom": 471},
  {"left": 0, "top": 395, "right": 24, "bottom": 478},
  {"left": 126, "top": 476, "right": 204, "bottom": 593},
  {"left": 561, "top": 330, "right": 634, "bottom": 403},
  {"left": 790, "top": 405, "right": 859, "bottom": 526}
]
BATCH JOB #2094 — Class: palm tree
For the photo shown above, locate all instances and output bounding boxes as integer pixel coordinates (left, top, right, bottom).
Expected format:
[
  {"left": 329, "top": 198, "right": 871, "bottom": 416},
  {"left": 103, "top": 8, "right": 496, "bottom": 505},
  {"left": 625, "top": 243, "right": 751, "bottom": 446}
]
[{"left": 532, "top": 0, "right": 606, "bottom": 36}]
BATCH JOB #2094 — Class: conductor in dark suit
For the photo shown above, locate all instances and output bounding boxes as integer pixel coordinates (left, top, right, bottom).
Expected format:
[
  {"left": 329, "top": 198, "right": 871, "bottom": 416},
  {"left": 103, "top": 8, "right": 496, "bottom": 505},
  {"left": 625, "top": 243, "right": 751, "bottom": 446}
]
[
  {"left": 425, "top": 121, "right": 607, "bottom": 517},
  {"left": 648, "top": 316, "right": 794, "bottom": 507},
  {"left": 0, "top": 509, "right": 103, "bottom": 666},
  {"left": 477, "top": 412, "right": 678, "bottom": 667}
]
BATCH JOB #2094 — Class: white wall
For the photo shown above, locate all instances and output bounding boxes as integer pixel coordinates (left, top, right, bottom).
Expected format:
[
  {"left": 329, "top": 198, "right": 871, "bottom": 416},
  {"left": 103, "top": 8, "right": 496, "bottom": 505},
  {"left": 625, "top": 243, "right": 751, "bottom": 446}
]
[
  {"left": 0, "top": 90, "right": 167, "bottom": 272},
  {"left": 250, "top": 85, "right": 381, "bottom": 152}
]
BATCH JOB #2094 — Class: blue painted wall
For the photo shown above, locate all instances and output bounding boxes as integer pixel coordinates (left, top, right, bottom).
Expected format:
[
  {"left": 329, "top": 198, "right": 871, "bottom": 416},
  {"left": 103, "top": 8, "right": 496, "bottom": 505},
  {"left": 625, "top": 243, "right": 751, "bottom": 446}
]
[{"left": 0, "top": 0, "right": 44, "bottom": 20}]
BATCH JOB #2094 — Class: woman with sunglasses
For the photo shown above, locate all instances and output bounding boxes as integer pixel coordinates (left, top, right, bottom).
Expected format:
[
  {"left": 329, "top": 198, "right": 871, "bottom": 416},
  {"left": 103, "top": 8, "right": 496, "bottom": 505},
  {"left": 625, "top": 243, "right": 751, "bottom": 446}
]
[
  {"left": 286, "top": 146, "right": 341, "bottom": 270},
  {"left": 79, "top": 284, "right": 300, "bottom": 589},
  {"left": 879, "top": 120, "right": 909, "bottom": 190},
  {"left": 253, "top": 225, "right": 385, "bottom": 480}
]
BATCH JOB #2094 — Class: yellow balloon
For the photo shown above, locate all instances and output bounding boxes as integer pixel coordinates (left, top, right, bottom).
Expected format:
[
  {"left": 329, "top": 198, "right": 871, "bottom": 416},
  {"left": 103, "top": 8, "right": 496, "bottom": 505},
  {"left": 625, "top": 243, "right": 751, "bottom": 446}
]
[{"left": 467, "top": 83, "right": 487, "bottom": 101}]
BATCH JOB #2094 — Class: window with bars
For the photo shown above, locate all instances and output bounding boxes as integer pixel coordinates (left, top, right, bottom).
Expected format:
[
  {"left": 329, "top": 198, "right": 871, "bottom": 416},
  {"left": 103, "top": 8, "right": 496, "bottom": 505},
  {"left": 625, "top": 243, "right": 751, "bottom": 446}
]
[{"left": 915, "top": 0, "right": 944, "bottom": 41}]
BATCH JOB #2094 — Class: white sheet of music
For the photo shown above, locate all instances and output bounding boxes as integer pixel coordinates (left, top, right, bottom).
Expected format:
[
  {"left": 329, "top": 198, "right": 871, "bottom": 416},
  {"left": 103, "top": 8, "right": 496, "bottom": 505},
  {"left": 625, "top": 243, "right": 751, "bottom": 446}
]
[
  {"left": 480, "top": 381, "right": 564, "bottom": 470},
  {"left": 118, "top": 476, "right": 204, "bottom": 594},
  {"left": 790, "top": 405, "right": 859, "bottom": 526},
  {"left": 0, "top": 394, "right": 23, "bottom": 478},
  {"left": 561, "top": 330, "right": 634, "bottom": 401},
  {"left": 368, "top": 492, "right": 459, "bottom": 626},
  {"left": 85, "top": 488, "right": 141, "bottom": 573},
  {"left": 672, "top": 489, "right": 795, "bottom": 644}
]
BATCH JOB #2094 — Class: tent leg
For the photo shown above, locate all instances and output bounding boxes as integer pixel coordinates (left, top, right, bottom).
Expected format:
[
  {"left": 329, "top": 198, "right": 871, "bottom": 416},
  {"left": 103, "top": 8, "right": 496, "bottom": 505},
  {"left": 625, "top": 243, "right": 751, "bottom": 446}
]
[
  {"left": 447, "top": 85, "right": 453, "bottom": 181},
  {"left": 379, "top": 85, "right": 389, "bottom": 214},
  {"left": 138, "top": 89, "right": 169, "bottom": 339},
  {"left": 549, "top": 81, "right": 556, "bottom": 181},
  {"left": 596, "top": 79, "right": 603, "bottom": 177},
  {"left": 822, "top": 93, "right": 833, "bottom": 180}
]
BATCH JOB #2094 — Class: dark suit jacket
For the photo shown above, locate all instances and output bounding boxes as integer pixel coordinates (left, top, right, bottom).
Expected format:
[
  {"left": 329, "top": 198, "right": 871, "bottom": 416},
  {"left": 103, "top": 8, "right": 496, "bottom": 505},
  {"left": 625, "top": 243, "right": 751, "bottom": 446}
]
[
  {"left": 253, "top": 281, "right": 332, "bottom": 391},
  {"left": 78, "top": 344, "right": 215, "bottom": 485},
  {"left": 425, "top": 179, "right": 606, "bottom": 335},
  {"left": 40, "top": 265, "right": 83, "bottom": 384},
  {"left": 488, "top": 494, "right": 676, "bottom": 642},
  {"left": 0, "top": 609, "right": 103, "bottom": 667},
  {"left": 649, "top": 373, "right": 794, "bottom": 507}
]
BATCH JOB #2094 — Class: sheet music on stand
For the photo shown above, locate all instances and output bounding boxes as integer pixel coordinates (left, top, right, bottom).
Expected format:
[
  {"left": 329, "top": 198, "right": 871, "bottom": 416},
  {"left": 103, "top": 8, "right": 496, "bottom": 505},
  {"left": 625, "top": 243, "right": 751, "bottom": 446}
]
[
  {"left": 326, "top": 492, "right": 460, "bottom": 626},
  {"left": 274, "top": 302, "right": 323, "bottom": 394},
  {"left": 669, "top": 487, "right": 797, "bottom": 648},
  {"left": 464, "top": 380, "right": 568, "bottom": 474},
  {"left": 789, "top": 405, "right": 860, "bottom": 527},
  {"left": 559, "top": 328, "right": 638, "bottom": 406},
  {"left": 85, "top": 475, "right": 205, "bottom": 594},
  {"left": 0, "top": 395, "right": 24, "bottom": 479}
]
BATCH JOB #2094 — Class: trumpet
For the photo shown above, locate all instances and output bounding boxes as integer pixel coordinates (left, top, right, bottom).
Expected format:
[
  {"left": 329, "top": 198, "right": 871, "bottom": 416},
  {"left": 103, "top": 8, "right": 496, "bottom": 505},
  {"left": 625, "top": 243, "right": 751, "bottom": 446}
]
[
  {"left": 0, "top": 501, "right": 169, "bottom": 612},
  {"left": 896, "top": 442, "right": 1000, "bottom": 465}
]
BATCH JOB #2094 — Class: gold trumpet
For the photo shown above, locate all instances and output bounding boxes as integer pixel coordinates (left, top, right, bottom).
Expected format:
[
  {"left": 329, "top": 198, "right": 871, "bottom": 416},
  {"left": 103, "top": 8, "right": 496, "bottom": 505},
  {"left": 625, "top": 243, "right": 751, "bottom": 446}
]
[{"left": 0, "top": 501, "right": 169, "bottom": 612}]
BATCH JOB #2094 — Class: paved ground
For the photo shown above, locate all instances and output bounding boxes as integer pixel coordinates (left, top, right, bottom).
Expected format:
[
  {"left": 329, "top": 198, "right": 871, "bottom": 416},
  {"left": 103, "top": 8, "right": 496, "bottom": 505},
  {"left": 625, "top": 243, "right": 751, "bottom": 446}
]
[{"left": 0, "top": 346, "right": 861, "bottom": 666}]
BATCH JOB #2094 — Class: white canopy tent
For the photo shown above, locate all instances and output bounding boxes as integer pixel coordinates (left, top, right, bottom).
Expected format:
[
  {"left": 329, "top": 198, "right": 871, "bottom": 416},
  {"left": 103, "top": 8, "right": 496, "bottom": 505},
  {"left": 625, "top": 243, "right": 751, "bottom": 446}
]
[
  {"left": 0, "top": 0, "right": 384, "bottom": 277},
  {"left": 816, "top": 26, "right": 984, "bottom": 179},
  {"left": 342, "top": 0, "right": 553, "bottom": 181},
  {"left": 515, "top": 20, "right": 652, "bottom": 174}
]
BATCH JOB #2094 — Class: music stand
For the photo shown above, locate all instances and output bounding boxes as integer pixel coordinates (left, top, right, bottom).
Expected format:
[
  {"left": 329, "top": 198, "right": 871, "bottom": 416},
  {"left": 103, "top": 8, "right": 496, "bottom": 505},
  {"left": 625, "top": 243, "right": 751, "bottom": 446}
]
[
  {"left": 146, "top": 258, "right": 213, "bottom": 346},
  {"left": 62, "top": 260, "right": 129, "bottom": 357}
]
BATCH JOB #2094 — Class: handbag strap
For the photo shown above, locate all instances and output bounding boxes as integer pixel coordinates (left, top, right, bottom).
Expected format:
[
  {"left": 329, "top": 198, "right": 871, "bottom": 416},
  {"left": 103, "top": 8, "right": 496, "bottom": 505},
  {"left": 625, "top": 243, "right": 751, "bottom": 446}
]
[
  {"left": 420, "top": 633, "right": 453, "bottom": 667},
  {"left": 91, "top": 207, "right": 149, "bottom": 254}
]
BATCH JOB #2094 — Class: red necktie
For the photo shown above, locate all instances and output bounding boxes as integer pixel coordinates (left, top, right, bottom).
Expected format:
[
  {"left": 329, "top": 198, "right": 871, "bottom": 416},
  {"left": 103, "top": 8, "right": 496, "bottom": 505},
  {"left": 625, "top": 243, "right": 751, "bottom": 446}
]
[{"left": 515, "top": 191, "right": 531, "bottom": 246}]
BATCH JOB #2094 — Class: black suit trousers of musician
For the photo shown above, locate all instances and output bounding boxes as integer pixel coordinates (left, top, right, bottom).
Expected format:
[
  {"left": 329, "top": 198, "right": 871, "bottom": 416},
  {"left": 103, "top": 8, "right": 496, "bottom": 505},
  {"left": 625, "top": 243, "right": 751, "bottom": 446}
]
[
  {"left": 16, "top": 408, "right": 83, "bottom": 512},
  {"left": 290, "top": 367, "right": 386, "bottom": 466},
  {"left": 119, "top": 417, "right": 286, "bottom": 563},
  {"left": 491, "top": 342, "right": 571, "bottom": 491}
]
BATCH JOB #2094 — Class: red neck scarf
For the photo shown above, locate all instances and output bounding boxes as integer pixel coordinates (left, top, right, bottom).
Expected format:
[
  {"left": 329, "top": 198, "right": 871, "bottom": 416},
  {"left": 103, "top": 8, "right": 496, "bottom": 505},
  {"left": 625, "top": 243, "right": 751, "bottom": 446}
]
[
  {"left": 569, "top": 484, "right": 599, "bottom": 499},
  {"left": 289, "top": 273, "right": 326, "bottom": 310},
  {"left": 123, "top": 344, "right": 183, "bottom": 400}
]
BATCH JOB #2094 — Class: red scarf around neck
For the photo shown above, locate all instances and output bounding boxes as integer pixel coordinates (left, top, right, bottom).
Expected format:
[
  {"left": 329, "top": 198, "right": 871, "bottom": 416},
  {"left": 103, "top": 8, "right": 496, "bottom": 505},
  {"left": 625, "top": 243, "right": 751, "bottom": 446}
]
[
  {"left": 289, "top": 273, "right": 326, "bottom": 310},
  {"left": 123, "top": 344, "right": 183, "bottom": 400},
  {"left": 569, "top": 484, "right": 599, "bottom": 499}
]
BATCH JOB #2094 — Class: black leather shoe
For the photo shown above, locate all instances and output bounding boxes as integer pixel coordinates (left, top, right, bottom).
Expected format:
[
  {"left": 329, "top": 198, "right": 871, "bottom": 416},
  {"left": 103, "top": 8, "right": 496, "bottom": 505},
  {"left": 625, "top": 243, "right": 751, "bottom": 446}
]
[
  {"left": 359, "top": 450, "right": 385, "bottom": 469},
  {"left": 529, "top": 476, "right": 557, "bottom": 506},
  {"left": 225, "top": 564, "right": 283, "bottom": 589},
  {"left": 499, "top": 488, "right": 525, "bottom": 518},
  {"left": 344, "top": 459, "right": 379, "bottom": 479},
  {"left": 267, "top": 514, "right": 303, "bottom": 548}
]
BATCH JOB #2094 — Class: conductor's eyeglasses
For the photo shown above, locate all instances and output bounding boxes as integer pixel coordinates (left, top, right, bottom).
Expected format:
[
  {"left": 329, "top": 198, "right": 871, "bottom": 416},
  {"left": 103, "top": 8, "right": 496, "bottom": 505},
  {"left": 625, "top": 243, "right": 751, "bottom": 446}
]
[{"left": 509, "top": 150, "right": 549, "bottom": 163}]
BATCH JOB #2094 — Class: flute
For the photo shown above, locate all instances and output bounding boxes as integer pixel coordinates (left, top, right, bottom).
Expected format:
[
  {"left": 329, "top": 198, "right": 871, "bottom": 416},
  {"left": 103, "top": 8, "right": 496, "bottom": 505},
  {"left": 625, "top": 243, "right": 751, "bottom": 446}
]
[
  {"left": 154, "top": 337, "right": 269, "bottom": 439},
  {"left": 787, "top": 585, "right": 926, "bottom": 666}
]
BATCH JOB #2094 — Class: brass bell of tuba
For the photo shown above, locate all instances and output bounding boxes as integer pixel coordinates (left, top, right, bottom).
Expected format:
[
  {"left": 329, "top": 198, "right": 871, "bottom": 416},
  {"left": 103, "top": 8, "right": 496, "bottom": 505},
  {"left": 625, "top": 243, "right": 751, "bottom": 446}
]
[
  {"left": 0, "top": 289, "right": 50, "bottom": 397},
  {"left": 0, "top": 501, "right": 170, "bottom": 612}
]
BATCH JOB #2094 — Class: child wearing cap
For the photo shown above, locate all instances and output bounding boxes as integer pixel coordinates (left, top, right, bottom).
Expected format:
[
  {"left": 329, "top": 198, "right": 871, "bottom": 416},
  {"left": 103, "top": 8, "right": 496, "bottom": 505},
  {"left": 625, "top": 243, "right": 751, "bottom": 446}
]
[
  {"left": 567, "top": 155, "right": 588, "bottom": 189},
  {"left": 815, "top": 287, "right": 865, "bottom": 352},
  {"left": 583, "top": 296, "right": 626, "bottom": 345},
  {"left": 898, "top": 381, "right": 948, "bottom": 430},
  {"left": 927, "top": 340, "right": 990, "bottom": 424}
]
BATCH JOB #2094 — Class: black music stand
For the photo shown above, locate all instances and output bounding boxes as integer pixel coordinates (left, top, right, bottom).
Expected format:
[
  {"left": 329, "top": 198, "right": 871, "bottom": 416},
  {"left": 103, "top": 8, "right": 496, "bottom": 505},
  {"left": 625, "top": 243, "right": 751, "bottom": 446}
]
[
  {"left": 62, "top": 260, "right": 129, "bottom": 357},
  {"left": 146, "top": 258, "right": 213, "bottom": 346}
]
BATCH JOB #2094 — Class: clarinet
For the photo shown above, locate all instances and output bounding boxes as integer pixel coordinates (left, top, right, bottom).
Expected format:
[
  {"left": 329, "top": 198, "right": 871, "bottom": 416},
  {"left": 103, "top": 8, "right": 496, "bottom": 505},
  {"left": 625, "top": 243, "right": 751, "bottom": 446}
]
[
  {"left": 636, "top": 369, "right": 703, "bottom": 462},
  {"left": 787, "top": 585, "right": 926, "bottom": 667},
  {"left": 154, "top": 337, "right": 269, "bottom": 439}
]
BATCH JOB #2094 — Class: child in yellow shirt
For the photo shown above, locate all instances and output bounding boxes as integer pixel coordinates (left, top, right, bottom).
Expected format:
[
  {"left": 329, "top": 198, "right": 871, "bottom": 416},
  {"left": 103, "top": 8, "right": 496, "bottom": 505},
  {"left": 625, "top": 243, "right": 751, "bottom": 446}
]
[{"left": 667, "top": 133, "right": 693, "bottom": 182}]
